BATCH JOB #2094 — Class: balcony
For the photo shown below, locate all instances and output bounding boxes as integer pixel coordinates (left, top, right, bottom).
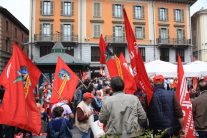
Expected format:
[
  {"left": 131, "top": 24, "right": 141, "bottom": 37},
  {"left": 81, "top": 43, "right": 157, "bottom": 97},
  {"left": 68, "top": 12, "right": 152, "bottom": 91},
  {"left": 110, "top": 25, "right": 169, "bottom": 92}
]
[
  {"left": 105, "top": 35, "right": 127, "bottom": 47},
  {"left": 34, "top": 34, "right": 78, "bottom": 43},
  {"left": 157, "top": 38, "right": 191, "bottom": 48}
]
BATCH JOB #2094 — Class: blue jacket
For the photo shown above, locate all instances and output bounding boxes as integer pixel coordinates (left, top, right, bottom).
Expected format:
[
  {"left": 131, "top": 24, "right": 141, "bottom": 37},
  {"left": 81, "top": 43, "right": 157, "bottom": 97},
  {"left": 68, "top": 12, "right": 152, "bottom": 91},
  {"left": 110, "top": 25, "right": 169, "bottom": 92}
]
[
  {"left": 47, "top": 118, "right": 72, "bottom": 138},
  {"left": 147, "top": 86, "right": 180, "bottom": 132}
]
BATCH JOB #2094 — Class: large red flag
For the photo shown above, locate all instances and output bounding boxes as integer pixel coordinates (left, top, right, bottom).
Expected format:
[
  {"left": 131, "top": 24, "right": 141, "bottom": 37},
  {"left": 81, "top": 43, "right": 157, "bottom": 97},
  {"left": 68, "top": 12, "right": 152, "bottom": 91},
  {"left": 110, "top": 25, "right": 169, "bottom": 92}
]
[
  {"left": 50, "top": 57, "right": 79, "bottom": 104},
  {"left": 119, "top": 53, "right": 137, "bottom": 94},
  {"left": 123, "top": 8, "right": 153, "bottom": 104},
  {"left": 177, "top": 55, "right": 196, "bottom": 138},
  {"left": 99, "top": 34, "right": 107, "bottom": 64},
  {"left": 0, "top": 44, "right": 41, "bottom": 134}
]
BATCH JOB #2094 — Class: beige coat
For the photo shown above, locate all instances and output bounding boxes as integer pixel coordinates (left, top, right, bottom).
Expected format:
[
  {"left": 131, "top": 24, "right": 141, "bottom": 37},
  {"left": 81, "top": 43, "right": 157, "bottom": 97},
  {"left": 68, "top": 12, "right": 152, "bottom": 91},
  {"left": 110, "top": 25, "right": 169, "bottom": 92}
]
[
  {"left": 99, "top": 92, "right": 147, "bottom": 138},
  {"left": 75, "top": 101, "right": 94, "bottom": 133}
]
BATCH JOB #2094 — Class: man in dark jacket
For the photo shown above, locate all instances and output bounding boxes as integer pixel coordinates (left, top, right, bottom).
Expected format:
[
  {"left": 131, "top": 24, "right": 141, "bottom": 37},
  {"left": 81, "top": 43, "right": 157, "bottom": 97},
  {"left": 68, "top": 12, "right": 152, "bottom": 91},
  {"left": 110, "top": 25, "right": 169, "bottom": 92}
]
[
  {"left": 147, "top": 75, "right": 183, "bottom": 137},
  {"left": 192, "top": 79, "right": 207, "bottom": 138}
]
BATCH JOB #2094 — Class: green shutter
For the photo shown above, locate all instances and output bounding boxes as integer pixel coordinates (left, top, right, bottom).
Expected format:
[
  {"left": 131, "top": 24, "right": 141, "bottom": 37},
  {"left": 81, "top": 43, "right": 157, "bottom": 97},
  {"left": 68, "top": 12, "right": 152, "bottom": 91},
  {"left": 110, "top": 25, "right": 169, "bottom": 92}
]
[
  {"left": 158, "top": 8, "right": 160, "bottom": 21},
  {"left": 71, "top": 2, "right": 74, "bottom": 16},
  {"left": 71, "top": 24, "right": 74, "bottom": 40},
  {"left": 40, "top": 1, "right": 43, "bottom": 15},
  {"left": 174, "top": 9, "right": 176, "bottom": 21},
  {"left": 181, "top": 9, "right": 184, "bottom": 22},
  {"left": 167, "top": 28, "right": 169, "bottom": 39},
  {"left": 143, "top": 27, "right": 145, "bottom": 39},
  {"left": 61, "top": 1, "right": 64, "bottom": 15},
  {"left": 112, "top": 4, "right": 115, "bottom": 17},
  {"left": 133, "top": 6, "right": 135, "bottom": 19},
  {"left": 166, "top": 8, "right": 168, "bottom": 21},
  {"left": 40, "top": 23, "right": 43, "bottom": 35},
  {"left": 50, "top": 23, "right": 53, "bottom": 35},
  {"left": 51, "top": 1, "right": 54, "bottom": 15},
  {"left": 122, "top": 26, "right": 125, "bottom": 42},
  {"left": 141, "top": 6, "right": 144, "bottom": 19}
]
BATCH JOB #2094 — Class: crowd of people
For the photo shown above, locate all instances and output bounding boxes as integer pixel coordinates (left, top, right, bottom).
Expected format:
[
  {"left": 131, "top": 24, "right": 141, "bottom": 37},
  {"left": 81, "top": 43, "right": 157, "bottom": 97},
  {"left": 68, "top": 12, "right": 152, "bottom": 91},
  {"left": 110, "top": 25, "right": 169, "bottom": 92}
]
[{"left": 0, "top": 74, "right": 207, "bottom": 138}]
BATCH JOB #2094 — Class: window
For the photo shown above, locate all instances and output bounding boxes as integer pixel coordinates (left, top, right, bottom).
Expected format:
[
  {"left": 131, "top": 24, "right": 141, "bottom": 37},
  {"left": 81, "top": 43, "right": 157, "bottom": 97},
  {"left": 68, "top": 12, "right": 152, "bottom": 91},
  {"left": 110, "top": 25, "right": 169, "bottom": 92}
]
[
  {"left": 41, "top": 1, "right": 53, "bottom": 15},
  {"left": 61, "top": 1, "right": 73, "bottom": 16},
  {"left": 40, "top": 45, "right": 53, "bottom": 57},
  {"left": 160, "top": 48, "right": 169, "bottom": 62},
  {"left": 113, "top": 47, "right": 125, "bottom": 57},
  {"left": 134, "top": 6, "right": 144, "bottom": 19},
  {"left": 40, "top": 23, "right": 53, "bottom": 41},
  {"left": 177, "top": 28, "right": 184, "bottom": 44},
  {"left": 15, "top": 28, "right": 17, "bottom": 38},
  {"left": 113, "top": 4, "right": 122, "bottom": 18},
  {"left": 65, "top": 46, "right": 74, "bottom": 56},
  {"left": 6, "top": 20, "right": 9, "bottom": 32},
  {"left": 93, "top": 24, "right": 101, "bottom": 38},
  {"left": 91, "top": 47, "right": 100, "bottom": 62},
  {"left": 139, "top": 47, "right": 145, "bottom": 62},
  {"left": 5, "top": 37, "right": 10, "bottom": 52},
  {"left": 174, "top": 9, "right": 183, "bottom": 22},
  {"left": 62, "top": 24, "right": 72, "bottom": 41},
  {"left": 113, "top": 26, "right": 124, "bottom": 42},
  {"left": 135, "top": 26, "right": 145, "bottom": 39},
  {"left": 159, "top": 28, "right": 169, "bottom": 43},
  {"left": 159, "top": 8, "right": 168, "bottom": 21},
  {"left": 176, "top": 48, "right": 185, "bottom": 62},
  {"left": 93, "top": 2, "right": 101, "bottom": 17}
]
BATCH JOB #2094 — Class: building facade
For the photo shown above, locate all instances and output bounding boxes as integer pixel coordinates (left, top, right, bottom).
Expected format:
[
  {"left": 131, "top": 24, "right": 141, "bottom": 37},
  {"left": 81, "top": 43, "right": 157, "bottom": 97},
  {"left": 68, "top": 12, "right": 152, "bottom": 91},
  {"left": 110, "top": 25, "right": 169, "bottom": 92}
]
[
  {"left": 31, "top": 0, "right": 196, "bottom": 71},
  {"left": 0, "top": 7, "right": 29, "bottom": 73},
  {"left": 192, "top": 8, "right": 207, "bottom": 61}
]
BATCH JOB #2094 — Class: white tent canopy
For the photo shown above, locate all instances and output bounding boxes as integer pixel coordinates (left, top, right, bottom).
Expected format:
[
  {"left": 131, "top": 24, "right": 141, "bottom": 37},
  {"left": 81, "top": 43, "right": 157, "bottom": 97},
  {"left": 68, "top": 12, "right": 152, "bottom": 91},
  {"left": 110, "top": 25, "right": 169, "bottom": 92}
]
[
  {"left": 184, "top": 61, "right": 207, "bottom": 77},
  {"left": 145, "top": 60, "right": 177, "bottom": 78}
]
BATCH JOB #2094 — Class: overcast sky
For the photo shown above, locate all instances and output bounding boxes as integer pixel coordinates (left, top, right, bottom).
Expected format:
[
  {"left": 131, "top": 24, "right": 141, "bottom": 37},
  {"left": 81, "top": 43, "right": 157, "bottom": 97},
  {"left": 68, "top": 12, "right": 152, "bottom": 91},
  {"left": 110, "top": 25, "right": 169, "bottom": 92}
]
[{"left": 0, "top": 0, "right": 206, "bottom": 29}]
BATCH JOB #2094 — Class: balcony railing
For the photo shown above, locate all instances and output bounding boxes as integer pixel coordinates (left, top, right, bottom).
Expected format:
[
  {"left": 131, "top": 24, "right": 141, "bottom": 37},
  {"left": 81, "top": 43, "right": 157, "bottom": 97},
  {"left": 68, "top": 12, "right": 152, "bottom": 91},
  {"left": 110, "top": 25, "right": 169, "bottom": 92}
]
[
  {"left": 157, "top": 38, "right": 191, "bottom": 45},
  {"left": 105, "top": 36, "right": 126, "bottom": 43},
  {"left": 34, "top": 34, "right": 78, "bottom": 42}
]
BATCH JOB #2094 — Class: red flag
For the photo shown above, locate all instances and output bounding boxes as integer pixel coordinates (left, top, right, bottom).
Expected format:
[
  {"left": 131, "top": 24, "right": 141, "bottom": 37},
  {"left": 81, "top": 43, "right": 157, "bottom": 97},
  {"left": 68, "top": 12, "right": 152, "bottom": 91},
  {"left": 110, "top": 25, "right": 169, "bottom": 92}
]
[
  {"left": 123, "top": 8, "right": 153, "bottom": 104},
  {"left": 119, "top": 53, "right": 137, "bottom": 94},
  {"left": 99, "top": 34, "right": 107, "bottom": 64},
  {"left": 50, "top": 57, "right": 79, "bottom": 104},
  {"left": 177, "top": 55, "right": 196, "bottom": 138},
  {"left": 0, "top": 44, "right": 41, "bottom": 134}
]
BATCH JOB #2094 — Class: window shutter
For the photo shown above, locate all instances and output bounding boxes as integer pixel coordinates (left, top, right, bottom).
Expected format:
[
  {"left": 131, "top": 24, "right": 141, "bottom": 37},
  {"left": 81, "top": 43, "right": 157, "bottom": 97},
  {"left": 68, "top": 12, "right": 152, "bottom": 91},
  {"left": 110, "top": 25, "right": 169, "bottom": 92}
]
[
  {"left": 174, "top": 9, "right": 176, "bottom": 21},
  {"left": 181, "top": 9, "right": 184, "bottom": 22},
  {"left": 40, "top": 23, "right": 43, "bottom": 35},
  {"left": 61, "top": 24, "right": 64, "bottom": 36},
  {"left": 61, "top": 1, "right": 64, "bottom": 15},
  {"left": 158, "top": 8, "right": 160, "bottom": 21},
  {"left": 159, "top": 28, "right": 161, "bottom": 38},
  {"left": 71, "top": 24, "right": 74, "bottom": 39},
  {"left": 182, "top": 29, "right": 185, "bottom": 39},
  {"left": 112, "top": 4, "right": 115, "bottom": 17},
  {"left": 51, "top": 1, "right": 54, "bottom": 15},
  {"left": 166, "top": 8, "right": 168, "bottom": 21},
  {"left": 167, "top": 28, "right": 169, "bottom": 39},
  {"left": 113, "top": 26, "right": 115, "bottom": 39},
  {"left": 71, "top": 2, "right": 74, "bottom": 16},
  {"left": 133, "top": 6, "right": 135, "bottom": 19},
  {"left": 40, "top": 1, "right": 43, "bottom": 15},
  {"left": 122, "top": 26, "right": 125, "bottom": 42},
  {"left": 143, "top": 27, "right": 145, "bottom": 39},
  {"left": 50, "top": 23, "right": 53, "bottom": 35},
  {"left": 98, "top": 25, "right": 101, "bottom": 37},
  {"left": 98, "top": 3, "right": 101, "bottom": 17},
  {"left": 141, "top": 6, "right": 144, "bottom": 19},
  {"left": 93, "top": 25, "right": 96, "bottom": 37},
  {"left": 121, "top": 5, "right": 124, "bottom": 18}
]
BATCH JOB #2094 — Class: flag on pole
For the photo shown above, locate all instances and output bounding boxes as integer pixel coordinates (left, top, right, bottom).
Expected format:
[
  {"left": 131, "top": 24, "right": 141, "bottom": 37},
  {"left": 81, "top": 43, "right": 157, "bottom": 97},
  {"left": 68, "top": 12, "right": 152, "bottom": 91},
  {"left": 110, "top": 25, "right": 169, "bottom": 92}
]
[
  {"left": 0, "top": 44, "right": 42, "bottom": 134},
  {"left": 123, "top": 8, "right": 153, "bottom": 104},
  {"left": 176, "top": 55, "right": 196, "bottom": 138},
  {"left": 119, "top": 53, "right": 137, "bottom": 94},
  {"left": 99, "top": 34, "right": 107, "bottom": 64},
  {"left": 50, "top": 57, "right": 79, "bottom": 104}
]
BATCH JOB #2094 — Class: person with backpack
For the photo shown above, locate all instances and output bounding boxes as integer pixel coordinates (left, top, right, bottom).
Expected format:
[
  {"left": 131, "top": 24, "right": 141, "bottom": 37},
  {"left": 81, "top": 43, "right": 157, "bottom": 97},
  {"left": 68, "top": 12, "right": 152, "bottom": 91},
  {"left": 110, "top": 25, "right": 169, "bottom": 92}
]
[{"left": 47, "top": 106, "right": 73, "bottom": 138}]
